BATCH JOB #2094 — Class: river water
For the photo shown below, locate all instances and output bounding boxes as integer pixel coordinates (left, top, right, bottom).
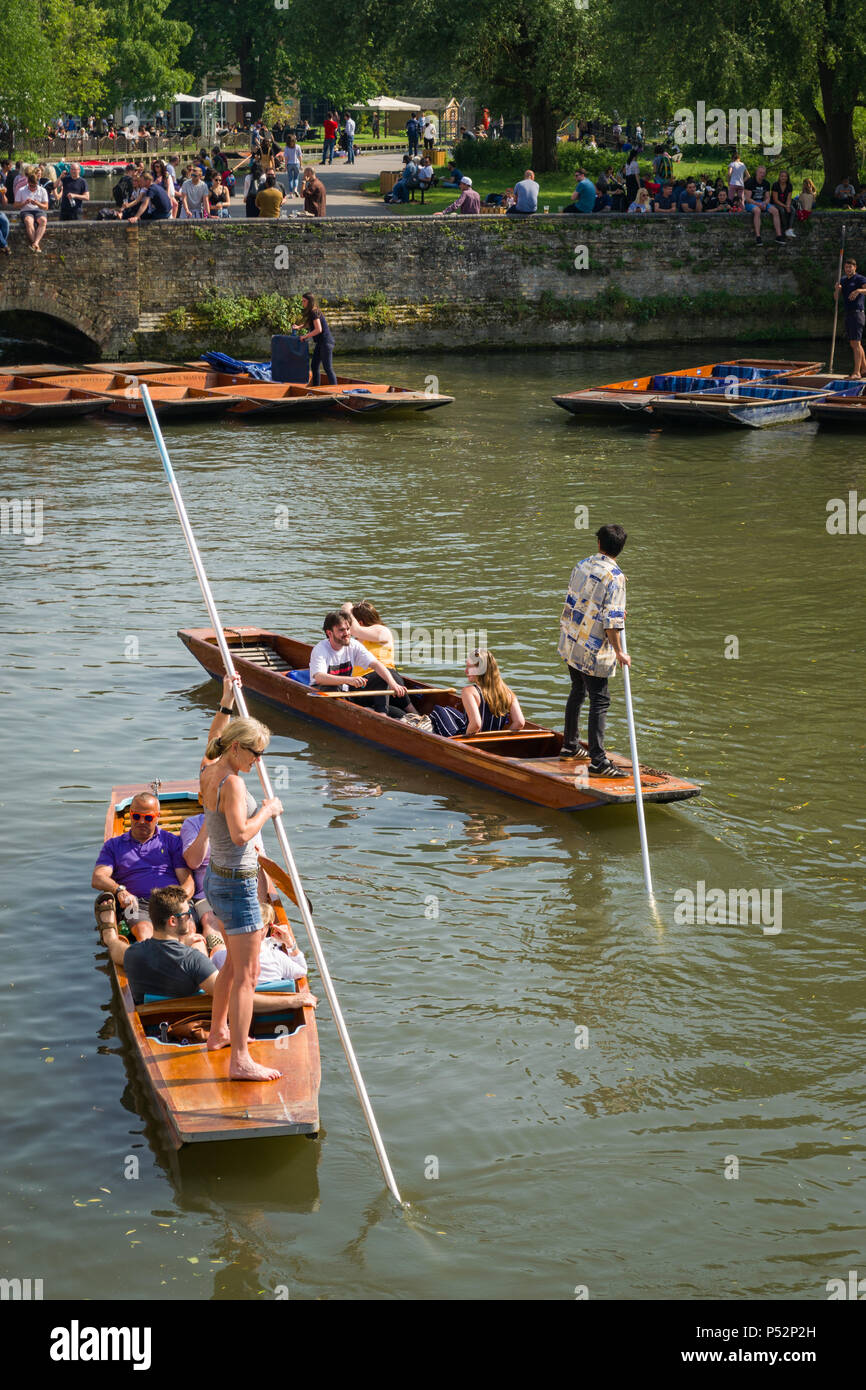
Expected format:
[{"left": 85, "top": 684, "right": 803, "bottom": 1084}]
[{"left": 1, "top": 342, "right": 863, "bottom": 1302}]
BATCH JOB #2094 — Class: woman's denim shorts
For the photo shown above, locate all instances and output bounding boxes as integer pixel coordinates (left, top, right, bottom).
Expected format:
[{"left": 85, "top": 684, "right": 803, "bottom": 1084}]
[{"left": 203, "top": 866, "right": 263, "bottom": 935}]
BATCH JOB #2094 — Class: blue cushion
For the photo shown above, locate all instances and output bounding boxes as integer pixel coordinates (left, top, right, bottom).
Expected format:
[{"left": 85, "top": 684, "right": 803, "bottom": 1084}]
[
  {"left": 288, "top": 668, "right": 312, "bottom": 685},
  {"left": 143, "top": 978, "right": 296, "bottom": 1002}
]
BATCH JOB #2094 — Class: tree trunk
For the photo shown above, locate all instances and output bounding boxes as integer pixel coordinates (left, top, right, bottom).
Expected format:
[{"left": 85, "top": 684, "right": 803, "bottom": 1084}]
[
  {"left": 528, "top": 95, "right": 558, "bottom": 173},
  {"left": 237, "top": 33, "right": 260, "bottom": 118},
  {"left": 810, "top": 61, "right": 858, "bottom": 200}
]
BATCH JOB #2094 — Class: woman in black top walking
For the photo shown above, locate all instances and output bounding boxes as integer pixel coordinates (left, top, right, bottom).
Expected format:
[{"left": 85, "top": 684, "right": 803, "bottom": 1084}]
[{"left": 295, "top": 292, "right": 337, "bottom": 385}]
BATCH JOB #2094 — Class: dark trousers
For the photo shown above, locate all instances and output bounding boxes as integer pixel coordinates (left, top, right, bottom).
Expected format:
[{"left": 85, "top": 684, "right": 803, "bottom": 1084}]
[
  {"left": 564, "top": 666, "right": 610, "bottom": 763},
  {"left": 311, "top": 339, "right": 337, "bottom": 385},
  {"left": 359, "top": 671, "right": 417, "bottom": 715}
]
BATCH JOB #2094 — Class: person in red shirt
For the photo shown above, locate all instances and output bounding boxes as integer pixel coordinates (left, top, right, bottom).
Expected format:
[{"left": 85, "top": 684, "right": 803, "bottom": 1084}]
[{"left": 322, "top": 112, "right": 339, "bottom": 165}]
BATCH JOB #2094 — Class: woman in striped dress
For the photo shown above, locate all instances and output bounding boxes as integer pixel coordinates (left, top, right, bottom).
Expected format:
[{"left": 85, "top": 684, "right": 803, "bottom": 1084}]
[{"left": 430, "top": 650, "right": 525, "bottom": 737}]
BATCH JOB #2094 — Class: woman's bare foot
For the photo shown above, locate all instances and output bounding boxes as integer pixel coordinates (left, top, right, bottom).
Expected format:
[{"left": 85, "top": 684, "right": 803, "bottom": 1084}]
[
  {"left": 206, "top": 1029, "right": 231, "bottom": 1052},
  {"left": 229, "top": 1058, "right": 282, "bottom": 1082}
]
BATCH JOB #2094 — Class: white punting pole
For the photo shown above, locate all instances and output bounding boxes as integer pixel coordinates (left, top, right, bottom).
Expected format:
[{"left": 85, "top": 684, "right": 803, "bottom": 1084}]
[
  {"left": 140, "top": 384, "right": 403, "bottom": 1207},
  {"left": 619, "top": 632, "right": 654, "bottom": 899}
]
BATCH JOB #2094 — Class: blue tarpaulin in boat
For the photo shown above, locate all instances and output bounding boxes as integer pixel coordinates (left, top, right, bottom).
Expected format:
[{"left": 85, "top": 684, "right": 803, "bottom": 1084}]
[
  {"left": 709, "top": 363, "right": 783, "bottom": 380},
  {"left": 693, "top": 384, "right": 817, "bottom": 401},
  {"left": 827, "top": 381, "right": 866, "bottom": 395},
  {"left": 651, "top": 375, "right": 730, "bottom": 392},
  {"left": 202, "top": 352, "right": 272, "bottom": 381}
]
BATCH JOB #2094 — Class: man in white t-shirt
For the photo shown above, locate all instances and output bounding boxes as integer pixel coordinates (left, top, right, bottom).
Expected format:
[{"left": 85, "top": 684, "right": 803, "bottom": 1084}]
[
  {"left": 15, "top": 173, "right": 49, "bottom": 252},
  {"left": 180, "top": 167, "right": 210, "bottom": 219},
  {"left": 309, "top": 611, "right": 406, "bottom": 706},
  {"left": 344, "top": 112, "right": 356, "bottom": 164}
]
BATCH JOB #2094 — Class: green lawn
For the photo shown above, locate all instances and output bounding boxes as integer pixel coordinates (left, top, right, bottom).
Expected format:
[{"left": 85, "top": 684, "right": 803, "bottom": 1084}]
[{"left": 362, "top": 157, "right": 827, "bottom": 216}]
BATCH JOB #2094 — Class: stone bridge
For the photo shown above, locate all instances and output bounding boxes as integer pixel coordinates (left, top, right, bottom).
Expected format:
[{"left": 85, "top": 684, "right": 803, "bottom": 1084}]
[{"left": 0, "top": 215, "right": 849, "bottom": 358}]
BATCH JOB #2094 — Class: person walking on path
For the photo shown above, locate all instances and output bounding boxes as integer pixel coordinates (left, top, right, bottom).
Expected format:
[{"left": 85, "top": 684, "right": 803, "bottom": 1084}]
[
  {"left": 294, "top": 292, "right": 337, "bottom": 384},
  {"left": 283, "top": 135, "right": 303, "bottom": 195},
  {"left": 558, "top": 523, "right": 631, "bottom": 778},
  {"left": 835, "top": 254, "right": 866, "bottom": 378}
]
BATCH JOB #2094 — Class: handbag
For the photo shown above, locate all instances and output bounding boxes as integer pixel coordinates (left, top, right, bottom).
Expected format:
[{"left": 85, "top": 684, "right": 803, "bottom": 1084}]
[{"left": 164, "top": 1015, "right": 210, "bottom": 1044}]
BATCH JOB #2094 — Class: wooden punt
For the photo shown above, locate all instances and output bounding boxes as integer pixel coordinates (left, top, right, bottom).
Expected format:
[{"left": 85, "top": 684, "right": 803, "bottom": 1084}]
[
  {"left": 0, "top": 375, "right": 110, "bottom": 422},
  {"left": 101, "top": 780, "right": 321, "bottom": 1148},
  {"left": 552, "top": 359, "right": 823, "bottom": 419},
  {"left": 144, "top": 371, "right": 337, "bottom": 419},
  {"left": 38, "top": 372, "right": 243, "bottom": 420},
  {"left": 80, "top": 361, "right": 178, "bottom": 375},
  {"left": 186, "top": 362, "right": 455, "bottom": 416},
  {"left": 179, "top": 625, "right": 702, "bottom": 813},
  {"left": 808, "top": 392, "right": 866, "bottom": 425},
  {"left": 648, "top": 382, "right": 830, "bottom": 428}
]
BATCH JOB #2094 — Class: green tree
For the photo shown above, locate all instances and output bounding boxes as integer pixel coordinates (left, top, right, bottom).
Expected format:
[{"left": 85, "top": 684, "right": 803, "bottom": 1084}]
[
  {"left": 0, "top": 0, "right": 62, "bottom": 139},
  {"left": 167, "top": 0, "right": 380, "bottom": 111},
  {"left": 42, "top": 0, "right": 114, "bottom": 115},
  {"left": 99, "top": 0, "right": 192, "bottom": 110},
  {"left": 593, "top": 0, "right": 866, "bottom": 196}
]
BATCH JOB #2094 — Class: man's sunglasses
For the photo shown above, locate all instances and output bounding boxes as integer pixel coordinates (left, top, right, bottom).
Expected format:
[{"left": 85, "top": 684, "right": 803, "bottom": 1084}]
[{"left": 131, "top": 812, "right": 158, "bottom": 822}]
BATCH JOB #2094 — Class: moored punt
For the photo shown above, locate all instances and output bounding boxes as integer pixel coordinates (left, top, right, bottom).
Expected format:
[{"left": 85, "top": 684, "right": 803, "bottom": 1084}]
[
  {"left": 179, "top": 625, "right": 702, "bottom": 813},
  {"left": 649, "top": 382, "right": 831, "bottom": 428},
  {"left": 552, "top": 359, "right": 824, "bottom": 419},
  {"left": 0, "top": 375, "right": 110, "bottom": 422},
  {"left": 808, "top": 390, "right": 866, "bottom": 425},
  {"left": 144, "top": 371, "right": 338, "bottom": 419},
  {"left": 80, "top": 361, "right": 179, "bottom": 375},
  {"left": 188, "top": 360, "right": 455, "bottom": 416},
  {"left": 37, "top": 372, "right": 243, "bottom": 420},
  {"left": 101, "top": 780, "right": 321, "bottom": 1148}
]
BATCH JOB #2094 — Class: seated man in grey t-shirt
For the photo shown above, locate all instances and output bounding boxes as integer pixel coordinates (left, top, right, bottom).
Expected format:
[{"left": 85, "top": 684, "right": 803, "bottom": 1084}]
[{"left": 508, "top": 169, "right": 539, "bottom": 215}]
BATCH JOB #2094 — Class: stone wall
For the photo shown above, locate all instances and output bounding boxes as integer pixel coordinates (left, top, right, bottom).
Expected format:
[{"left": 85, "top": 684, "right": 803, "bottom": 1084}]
[{"left": 0, "top": 214, "right": 851, "bottom": 357}]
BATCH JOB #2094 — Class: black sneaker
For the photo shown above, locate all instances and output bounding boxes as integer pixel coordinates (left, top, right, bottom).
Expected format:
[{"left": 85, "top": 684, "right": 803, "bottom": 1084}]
[
  {"left": 754, "top": 236, "right": 763, "bottom": 246},
  {"left": 774, "top": 235, "right": 786, "bottom": 244},
  {"left": 589, "top": 759, "right": 629, "bottom": 779},
  {"left": 559, "top": 744, "right": 577, "bottom": 759}
]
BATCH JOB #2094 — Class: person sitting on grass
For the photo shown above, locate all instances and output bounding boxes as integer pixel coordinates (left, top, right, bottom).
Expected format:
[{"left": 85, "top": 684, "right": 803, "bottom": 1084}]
[
  {"left": 429, "top": 651, "right": 525, "bottom": 738},
  {"left": 835, "top": 175, "right": 858, "bottom": 208},
  {"left": 440, "top": 161, "right": 464, "bottom": 190},
  {"left": 434, "top": 175, "right": 480, "bottom": 215}
]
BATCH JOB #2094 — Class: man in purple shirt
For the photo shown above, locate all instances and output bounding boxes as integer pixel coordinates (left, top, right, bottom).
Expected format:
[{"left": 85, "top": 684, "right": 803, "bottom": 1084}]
[
  {"left": 434, "top": 176, "right": 481, "bottom": 215},
  {"left": 92, "top": 792, "right": 193, "bottom": 940}
]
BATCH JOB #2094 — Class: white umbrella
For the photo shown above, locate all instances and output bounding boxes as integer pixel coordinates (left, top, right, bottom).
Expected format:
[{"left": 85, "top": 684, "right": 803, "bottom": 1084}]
[
  {"left": 202, "top": 89, "right": 254, "bottom": 104},
  {"left": 172, "top": 94, "right": 201, "bottom": 104}
]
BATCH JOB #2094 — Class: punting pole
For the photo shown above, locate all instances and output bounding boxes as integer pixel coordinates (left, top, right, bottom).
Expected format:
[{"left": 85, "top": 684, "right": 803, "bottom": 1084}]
[
  {"left": 619, "top": 632, "right": 654, "bottom": 900},
  {"left": 140, "top": 384, "right": 404, "bottom": 1207},
  {"left": 829, "top": 223, "right": 847, "bottom": 374}
]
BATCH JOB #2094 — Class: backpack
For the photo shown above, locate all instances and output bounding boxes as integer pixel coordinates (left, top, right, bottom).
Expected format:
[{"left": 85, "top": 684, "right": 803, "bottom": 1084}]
[{"left": 657, "top": 154, "right": 672, "bottom": 181}]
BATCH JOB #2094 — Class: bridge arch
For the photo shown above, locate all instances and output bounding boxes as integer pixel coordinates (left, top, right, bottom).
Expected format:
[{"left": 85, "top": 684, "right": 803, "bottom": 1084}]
[{"left": 0, "top": 309, "right": 101, "bottom": 360}]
